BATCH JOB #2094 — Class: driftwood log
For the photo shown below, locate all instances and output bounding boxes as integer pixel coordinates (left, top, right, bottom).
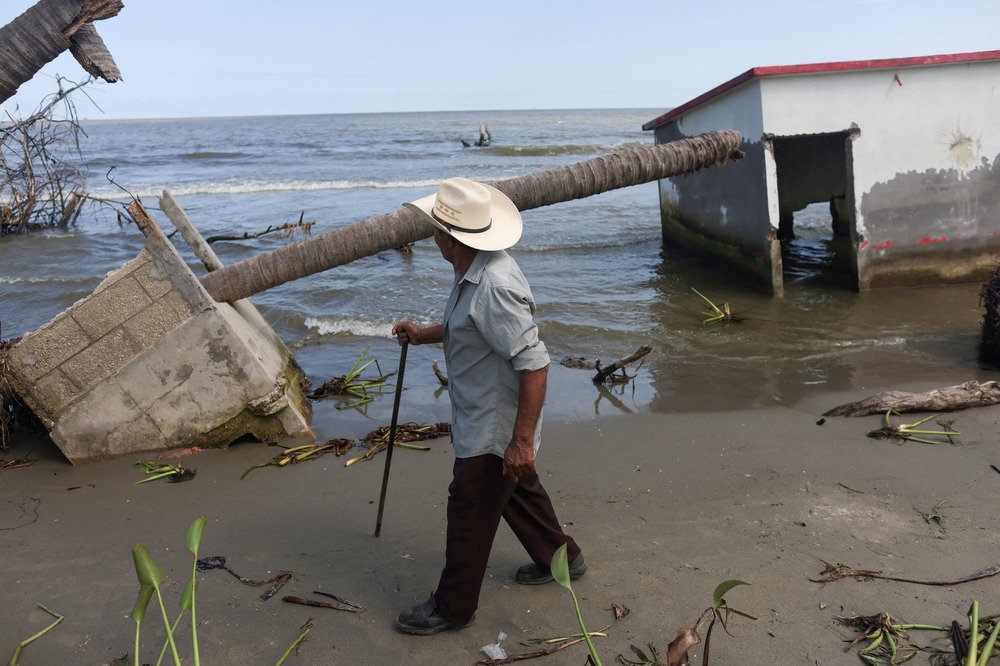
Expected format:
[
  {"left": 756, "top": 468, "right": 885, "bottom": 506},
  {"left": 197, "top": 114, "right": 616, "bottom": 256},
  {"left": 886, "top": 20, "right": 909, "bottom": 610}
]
[
  {"left": 823, "top": 380, "right": 1000, "bottom": 417},
  {"left": 593, "top": 345, "right": 652, "bottom": 384}
]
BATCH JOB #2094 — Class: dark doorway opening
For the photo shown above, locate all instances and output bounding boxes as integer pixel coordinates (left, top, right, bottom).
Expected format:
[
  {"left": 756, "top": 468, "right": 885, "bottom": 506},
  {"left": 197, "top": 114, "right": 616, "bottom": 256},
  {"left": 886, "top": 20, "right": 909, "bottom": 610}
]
[{"left": 772, "top": 131, "right": 855, "bottom": 287}]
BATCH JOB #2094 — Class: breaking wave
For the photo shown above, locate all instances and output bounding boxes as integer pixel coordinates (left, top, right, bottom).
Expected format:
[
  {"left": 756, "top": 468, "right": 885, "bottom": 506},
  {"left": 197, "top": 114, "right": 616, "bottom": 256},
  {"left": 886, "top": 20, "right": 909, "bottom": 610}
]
[
  {"left": 303, "top": 315, "right": 395, "bottom": 339},
  {"left": 485, "top": 141, "right": 647, "bottom": 157},
  {"left": 86, "top": 177, "right": 443, "bottom": 199}
]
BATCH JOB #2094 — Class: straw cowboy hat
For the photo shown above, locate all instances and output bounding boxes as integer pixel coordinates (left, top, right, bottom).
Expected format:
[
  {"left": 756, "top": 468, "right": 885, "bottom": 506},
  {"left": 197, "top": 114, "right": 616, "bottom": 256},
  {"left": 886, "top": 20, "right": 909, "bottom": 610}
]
[{"left": 404, "top": 177, "right": 522, "bottom": 251}]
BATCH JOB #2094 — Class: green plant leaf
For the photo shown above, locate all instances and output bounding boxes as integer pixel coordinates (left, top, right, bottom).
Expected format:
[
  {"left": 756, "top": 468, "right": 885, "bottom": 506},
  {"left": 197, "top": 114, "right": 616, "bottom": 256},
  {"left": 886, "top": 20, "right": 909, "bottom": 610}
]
[
  {"left": 130, "top": 585, "right": 154, "bottom": 623},
  {"left": 550, "top": 543, "right": 571, "bottom": 589},
  {"left": 727, "top": 607, "right": 758, "bottom": 620},
  {"left": 132, "top": 544, "right": 164, "bottom": 589},
  {"left": 180, "top": 578, "right": 198, "bottom": 611},
  {"left": 186, "top": 516, "right": 207, "bottom": 555},
  {"left": 712, "top": 579, "right": 750, "bottom": 610}
]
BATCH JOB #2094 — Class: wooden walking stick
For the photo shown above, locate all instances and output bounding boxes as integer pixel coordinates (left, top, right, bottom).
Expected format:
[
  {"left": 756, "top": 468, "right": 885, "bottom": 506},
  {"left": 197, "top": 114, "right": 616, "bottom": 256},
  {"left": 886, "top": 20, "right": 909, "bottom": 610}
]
[{"left": 374, "top": 341, "right": 408, "bottom": 537}]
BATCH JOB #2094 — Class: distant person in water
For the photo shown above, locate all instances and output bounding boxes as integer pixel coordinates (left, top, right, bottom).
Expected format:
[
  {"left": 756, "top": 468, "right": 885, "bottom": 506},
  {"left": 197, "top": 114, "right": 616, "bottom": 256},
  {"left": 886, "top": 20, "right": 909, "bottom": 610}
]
[{"left": 392, "top": 177, "right": 587, "bottom": 635}]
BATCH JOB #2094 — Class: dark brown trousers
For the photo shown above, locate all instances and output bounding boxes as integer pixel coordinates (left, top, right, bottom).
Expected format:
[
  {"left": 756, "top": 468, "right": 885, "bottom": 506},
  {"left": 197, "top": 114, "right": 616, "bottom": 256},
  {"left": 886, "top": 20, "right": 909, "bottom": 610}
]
[{"left": 432, "top": 454, "right": 582, "bottom": 625}]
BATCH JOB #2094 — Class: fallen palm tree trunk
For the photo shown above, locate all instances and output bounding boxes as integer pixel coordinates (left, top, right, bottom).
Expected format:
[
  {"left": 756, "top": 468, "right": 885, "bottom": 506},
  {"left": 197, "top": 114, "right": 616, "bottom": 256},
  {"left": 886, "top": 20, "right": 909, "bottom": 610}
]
[
  {"left": 0, "top": 0, "right": 123, "bottom": 104},
  {"left": 823, "top": 380, "right": 1000, "bottom": 417},
  {"left": 199, "top": 131, "right": 744, "bottom": 303}
]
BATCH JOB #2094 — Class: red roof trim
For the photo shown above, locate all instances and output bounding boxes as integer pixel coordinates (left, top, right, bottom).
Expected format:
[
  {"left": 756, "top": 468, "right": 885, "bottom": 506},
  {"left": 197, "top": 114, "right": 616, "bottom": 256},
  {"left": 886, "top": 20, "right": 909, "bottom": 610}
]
[{"left": 642, "top": 50, "right": 1000, "bottom": 130}]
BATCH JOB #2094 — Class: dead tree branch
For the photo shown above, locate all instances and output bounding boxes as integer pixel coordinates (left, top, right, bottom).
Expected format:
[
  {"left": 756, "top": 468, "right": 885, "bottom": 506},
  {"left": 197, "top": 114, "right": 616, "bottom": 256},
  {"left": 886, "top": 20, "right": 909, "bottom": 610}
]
[
  {"left": 204, "top": 214, "right": 314, "bottom": 244},
  {"left": 1, "top": 79, "right": 102, "bottom": 234},
  {"left": 593, "top": 345, "right": 652, "bottom": 384}
]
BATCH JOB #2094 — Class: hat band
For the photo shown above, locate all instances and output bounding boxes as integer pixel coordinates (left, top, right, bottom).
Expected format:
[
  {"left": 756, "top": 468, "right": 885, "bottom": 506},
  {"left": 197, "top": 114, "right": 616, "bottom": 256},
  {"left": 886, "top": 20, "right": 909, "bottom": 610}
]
[{"left": 432, "top": 211, "right": 492, "bottom": 234}]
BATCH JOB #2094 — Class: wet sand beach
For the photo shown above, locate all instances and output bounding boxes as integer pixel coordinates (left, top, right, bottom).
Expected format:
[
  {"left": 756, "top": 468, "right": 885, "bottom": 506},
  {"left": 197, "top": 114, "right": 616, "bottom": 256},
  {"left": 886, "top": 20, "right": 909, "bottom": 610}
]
[{"left": 3, "top": 370, "right": 1000, "bottom": 665}]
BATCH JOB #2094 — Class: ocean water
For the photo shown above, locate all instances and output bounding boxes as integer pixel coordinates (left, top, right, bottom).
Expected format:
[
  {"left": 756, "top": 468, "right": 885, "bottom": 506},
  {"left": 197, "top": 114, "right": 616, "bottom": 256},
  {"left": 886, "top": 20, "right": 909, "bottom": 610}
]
[{"left": 0, "top": 109, "right": 992, "bottom": 441}]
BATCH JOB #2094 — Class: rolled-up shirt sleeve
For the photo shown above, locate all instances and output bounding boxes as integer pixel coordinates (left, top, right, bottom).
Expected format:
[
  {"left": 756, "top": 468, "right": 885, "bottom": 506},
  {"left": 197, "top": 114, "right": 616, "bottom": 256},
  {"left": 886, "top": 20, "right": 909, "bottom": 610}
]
[
  {"left": 476, "top": 284, "right": 549, "bottom": 372},
  {"left": 445, "top": 250, "right": 549, "bottom": 458}
]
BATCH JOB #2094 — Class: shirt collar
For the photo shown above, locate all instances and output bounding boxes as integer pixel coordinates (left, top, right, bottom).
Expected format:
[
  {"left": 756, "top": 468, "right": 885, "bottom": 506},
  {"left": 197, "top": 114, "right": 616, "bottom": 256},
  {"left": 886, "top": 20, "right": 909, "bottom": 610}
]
[{"left": 457, "top": 249, "right": 496, "bottom": 285}]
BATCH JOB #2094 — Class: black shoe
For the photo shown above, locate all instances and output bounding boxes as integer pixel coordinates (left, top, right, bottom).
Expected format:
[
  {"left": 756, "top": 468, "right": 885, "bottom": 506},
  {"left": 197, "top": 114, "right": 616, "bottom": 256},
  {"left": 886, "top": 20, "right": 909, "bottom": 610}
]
[
  {"left": 516, "top": 554, "right": 587, "bottom": 585},
  {"left": 395, "top": 594, "right": 475, "bottom": 635}
]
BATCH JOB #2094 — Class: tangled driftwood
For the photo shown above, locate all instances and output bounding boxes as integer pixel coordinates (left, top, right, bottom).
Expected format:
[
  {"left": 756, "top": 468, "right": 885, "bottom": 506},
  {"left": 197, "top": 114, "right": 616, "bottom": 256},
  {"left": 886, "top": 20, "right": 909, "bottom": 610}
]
[
  {"left": 593, "top": 345, "right": 653, "bottom": 384},
  {"left": 824, "top": 380, "right": 1000, "bottom": 417}
]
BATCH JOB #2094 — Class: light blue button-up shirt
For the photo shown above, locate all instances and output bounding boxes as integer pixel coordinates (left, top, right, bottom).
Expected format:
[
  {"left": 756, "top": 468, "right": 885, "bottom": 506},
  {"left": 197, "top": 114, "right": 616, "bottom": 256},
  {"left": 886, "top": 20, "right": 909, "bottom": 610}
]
[{"left": 442, "top": 250, "right": 549, "bottom": 459}]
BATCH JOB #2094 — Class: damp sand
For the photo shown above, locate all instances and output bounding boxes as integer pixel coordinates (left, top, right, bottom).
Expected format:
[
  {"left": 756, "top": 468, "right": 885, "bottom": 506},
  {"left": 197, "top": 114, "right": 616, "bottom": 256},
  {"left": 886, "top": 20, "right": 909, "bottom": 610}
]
[{"left": 3, "top": 375, "right": 1000, "bottom": 665}]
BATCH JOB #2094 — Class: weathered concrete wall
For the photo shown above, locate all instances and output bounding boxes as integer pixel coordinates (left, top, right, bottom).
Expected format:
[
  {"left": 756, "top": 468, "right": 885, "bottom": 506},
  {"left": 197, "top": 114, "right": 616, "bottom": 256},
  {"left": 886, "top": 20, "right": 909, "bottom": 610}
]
[
  {"left": 647, "top": 53, "right": 1000, "bottom": 292},
  {"left": 651, "top": 82, "right": 781, "bottom": 293},
  {"left": 6, "top": 205, "right": 313, "bottom": 463},
  {"left": 757, "top": 59, "right": 1000, "bottom": 289}
]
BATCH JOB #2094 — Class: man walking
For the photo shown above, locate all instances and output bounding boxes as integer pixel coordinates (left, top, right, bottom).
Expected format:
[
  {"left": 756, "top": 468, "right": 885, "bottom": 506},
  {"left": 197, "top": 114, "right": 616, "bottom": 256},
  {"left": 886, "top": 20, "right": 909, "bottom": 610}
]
[{"left": 392, "top": 177, "right": 586, "bottom": 635}]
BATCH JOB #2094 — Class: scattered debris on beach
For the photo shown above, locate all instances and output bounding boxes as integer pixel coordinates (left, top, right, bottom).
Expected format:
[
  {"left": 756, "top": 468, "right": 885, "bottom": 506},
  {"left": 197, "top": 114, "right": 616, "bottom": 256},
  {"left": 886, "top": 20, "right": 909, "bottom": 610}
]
[
  {"left": 307, "top": 346, "right": 394, "bottom": 409},
  {"left": 918, "top": 499, "right": 950, "bottom": 526},
  {"left": 477, "top": 603, "right": 629, "bottom": 666},
  {"left": 345, "top": 422, "right": 450, "bottom": 467},
  {"left": 824, "top": 380, "right": 1000, "bottom": 417},
  {"left": 240, "top": 423, "right": 450, "bottom": 477},
  {"left": 279, "top": 619, "right": 314, "bottom": 665},
  {"left": 6, "top": 604, "right": 63, "bottom": 666},
  {"left": 133, "top": 460, "right": 196, "bottom": 484},
  {"left": 661, "top": 580, "right": 755, "bottom": 666},
  {"left": 607, "top": 581, "right": 755, "bottom": 666},
  {"left": 558, "top": 346, "right": 653, "bottom": 387},
  {"left": 1, "top": 452, "right": 33, "bottom": 470},
  {"left": 691, "top": 287, "right": 743, "bottom": 326},
  {"left": 196, "top": 555, "right": 293, "bottom": 601},
  {"left": 866, "top": 411, "right": 960, "bottom": 445},
  {"left": 837, "top": 604, "right": 1000, "bottom": 665},
  {"left": 282, "top": 592, "right": 365, "bottom": 613},
  {"left": 593, "top": 345, "right": 652, "bottom": 385},
  {"left": 811, "top": 561, "right": 1000, "bottom": 586},
  {"left": 559, "top": 356, "right": 593, "bottom": 370},
  {"left": 240, "top": 439, "right": 353, "bottom": 479}
]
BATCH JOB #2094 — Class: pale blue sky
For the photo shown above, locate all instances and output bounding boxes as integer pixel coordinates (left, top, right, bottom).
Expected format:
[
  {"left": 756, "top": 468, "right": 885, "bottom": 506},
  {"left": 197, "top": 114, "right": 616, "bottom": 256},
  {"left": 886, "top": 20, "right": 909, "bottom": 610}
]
[{"left": 2, "top": 0, "right": 998, "bottom": 120}]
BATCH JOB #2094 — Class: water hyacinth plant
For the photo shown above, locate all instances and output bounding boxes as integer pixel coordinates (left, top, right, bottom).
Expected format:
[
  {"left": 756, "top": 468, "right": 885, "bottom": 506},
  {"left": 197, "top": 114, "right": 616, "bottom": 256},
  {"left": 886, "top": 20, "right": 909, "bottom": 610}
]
[
  {"left": 129, "top": 517, "right": 311, "bottom": 665},
  {"left": 307, "top": 345, "right": 393, "bottom": 410},
  {"left": 551, "top": 543, "right": 603, "bottom": 665},
  {"left": 130, "top": 516, "right": 206, "bottom": 666},
  {"left": 867, "top": 410, "right": 960, "bottom": 445},
  {"left": 691, "top": 288, "right": 741, "bottom": 326},
  {"left": 7, "top": 604, "right": 63, "bottom": 665}
]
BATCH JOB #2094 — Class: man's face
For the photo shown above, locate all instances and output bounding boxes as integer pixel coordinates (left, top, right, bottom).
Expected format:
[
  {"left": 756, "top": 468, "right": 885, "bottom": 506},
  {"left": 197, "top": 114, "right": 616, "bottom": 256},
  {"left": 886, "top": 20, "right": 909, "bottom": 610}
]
[{"left": 434, "top": 227, "right": 456, "bottom": 265}]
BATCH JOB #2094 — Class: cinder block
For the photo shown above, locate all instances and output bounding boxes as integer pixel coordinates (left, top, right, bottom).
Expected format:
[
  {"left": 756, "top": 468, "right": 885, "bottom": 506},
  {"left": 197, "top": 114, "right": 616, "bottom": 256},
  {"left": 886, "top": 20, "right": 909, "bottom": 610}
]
[
  {"left": 60, "top": 326, "right": 144, "bottom": 394},
  {"left": 33, "top": 368, "right": 82, "bottom": 423},
  {"left": 132, "top": 256, "right": 176, "bottom": 301},
  {"left": 9, "top": 314, "right": 91, "bottom": 382},
  {"left": 122, "top": 294, "right": 190, "bottom": 347},
  {"left": 73, "top": 276, "right": 152, "bottom": 340}
]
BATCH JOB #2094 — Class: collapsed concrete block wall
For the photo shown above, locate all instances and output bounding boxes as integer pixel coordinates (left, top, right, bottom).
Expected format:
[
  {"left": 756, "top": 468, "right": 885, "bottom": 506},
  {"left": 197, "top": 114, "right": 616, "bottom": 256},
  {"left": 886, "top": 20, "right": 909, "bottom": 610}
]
[{"left": 6, "top": 205, "right": 313, "bottom": 463}]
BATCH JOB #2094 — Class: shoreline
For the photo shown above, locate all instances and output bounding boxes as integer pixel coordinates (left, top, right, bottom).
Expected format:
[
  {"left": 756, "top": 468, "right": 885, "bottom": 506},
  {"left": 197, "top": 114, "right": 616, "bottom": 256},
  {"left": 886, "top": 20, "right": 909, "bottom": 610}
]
[{"left": 3, "top": 373, "right": 999, "bottom": 664}]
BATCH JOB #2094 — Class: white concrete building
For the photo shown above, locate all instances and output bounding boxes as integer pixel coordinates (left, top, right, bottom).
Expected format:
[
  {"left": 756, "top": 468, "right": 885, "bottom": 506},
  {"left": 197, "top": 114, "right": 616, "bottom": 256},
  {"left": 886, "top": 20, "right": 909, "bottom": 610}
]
[{"left": 643, "top": 50, "right": 1000, "bottom": 294}]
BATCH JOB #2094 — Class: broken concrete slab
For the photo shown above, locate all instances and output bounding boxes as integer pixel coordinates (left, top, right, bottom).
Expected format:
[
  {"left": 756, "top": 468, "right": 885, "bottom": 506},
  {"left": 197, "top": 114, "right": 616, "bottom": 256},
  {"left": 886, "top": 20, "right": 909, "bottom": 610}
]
[{"left": 5, "top": 199, "right": 313, "bottom": 463}]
